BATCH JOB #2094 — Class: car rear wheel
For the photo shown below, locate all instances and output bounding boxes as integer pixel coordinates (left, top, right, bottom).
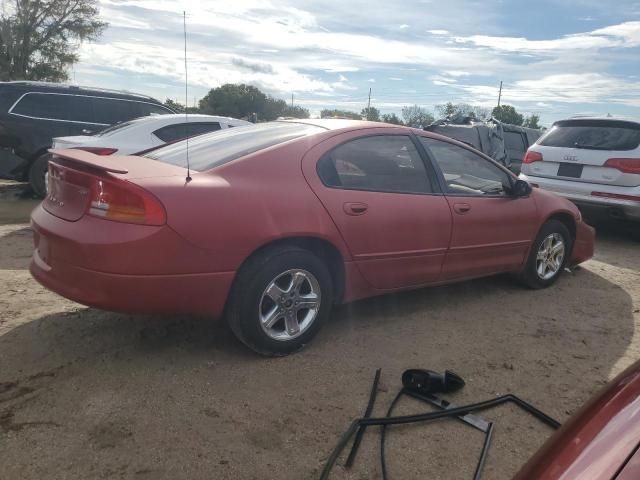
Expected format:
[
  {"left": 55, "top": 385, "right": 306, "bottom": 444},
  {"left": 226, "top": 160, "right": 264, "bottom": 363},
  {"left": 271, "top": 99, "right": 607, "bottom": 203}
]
[
  {"left": 226, "top": 246, "right": 333, "bottom": 356},
  {"left": 28, "top": 153, "right": 50, "bottom": 198},
  {"left": 520, "top": 220, "right": 572, "bottom": 289}
]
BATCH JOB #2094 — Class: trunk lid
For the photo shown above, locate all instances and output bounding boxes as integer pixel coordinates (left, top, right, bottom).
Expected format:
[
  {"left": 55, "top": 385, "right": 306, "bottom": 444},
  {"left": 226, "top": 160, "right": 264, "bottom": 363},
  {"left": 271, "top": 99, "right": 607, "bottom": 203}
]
[{"left": 44, "top": 149, "right": 187, "bottom": 222}]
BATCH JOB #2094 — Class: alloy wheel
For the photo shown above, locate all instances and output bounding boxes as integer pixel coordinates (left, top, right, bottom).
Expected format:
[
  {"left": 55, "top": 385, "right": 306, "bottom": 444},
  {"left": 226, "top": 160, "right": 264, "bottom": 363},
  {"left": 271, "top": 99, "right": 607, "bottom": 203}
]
[
  {"left": 536, "top": 233, "right": 565, "bottom": 280},
  {"left": 259, "top": 269, "right": 321, "bottom": 341}
]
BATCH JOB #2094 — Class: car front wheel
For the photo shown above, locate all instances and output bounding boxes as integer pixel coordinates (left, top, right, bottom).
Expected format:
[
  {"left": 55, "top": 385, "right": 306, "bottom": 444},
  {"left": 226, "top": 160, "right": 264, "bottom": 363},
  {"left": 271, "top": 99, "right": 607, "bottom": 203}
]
[
  {"left": 520, "top": 219, "right": 573, "bottom": 289},
  {"left": 226, "top": 246, "right": 334, "bottom": 356}
]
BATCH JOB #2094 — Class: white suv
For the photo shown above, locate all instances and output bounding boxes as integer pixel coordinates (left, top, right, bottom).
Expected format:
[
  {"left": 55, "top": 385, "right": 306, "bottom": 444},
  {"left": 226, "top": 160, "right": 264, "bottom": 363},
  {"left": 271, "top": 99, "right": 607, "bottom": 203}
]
[{"left": 519, "top": 117, "right": 640, "bottom": 224}]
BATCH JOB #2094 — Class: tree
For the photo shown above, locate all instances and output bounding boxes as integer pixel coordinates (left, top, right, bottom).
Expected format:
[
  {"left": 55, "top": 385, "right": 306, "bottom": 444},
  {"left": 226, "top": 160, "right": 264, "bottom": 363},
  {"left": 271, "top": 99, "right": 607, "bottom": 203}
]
[
  {"left": 381, "top": 113, "right": 403, "bottom": 125},
  {"left": 401, "top": 105, "right": 434, "bottom": 127},
  {"left": 491, "top": 105, "right": 524, "bottom": 126},
  {"left": 361, "top": 106, "right": 380, "bottom": 121},
  {"left": 279, "top": 104, "right": 310, "bottom": 118},
  {"left": 0, "top": 0, "right": 107, "bottom": 81},
  {"left": 164, "top": 99, "right": 185, "bottom": 113},
  {"left": 523, "top": 114, "right": 541, "bottom": 129},
  {"left": 199, "top": 84, "right": 268, "bottom": 120},
  {"left": 435, "top": 102, "right": 489, "bottom": 120},
  {"left": 320, "top": 109, "right": 362, "bottom": 120}
]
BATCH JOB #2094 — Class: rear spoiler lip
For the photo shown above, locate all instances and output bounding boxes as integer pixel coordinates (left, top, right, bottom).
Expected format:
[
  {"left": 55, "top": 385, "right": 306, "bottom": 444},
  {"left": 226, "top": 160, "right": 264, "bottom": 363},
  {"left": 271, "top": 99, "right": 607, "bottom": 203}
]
[{"left": 48, "top": 148, "right": 129, "bottom": 174}]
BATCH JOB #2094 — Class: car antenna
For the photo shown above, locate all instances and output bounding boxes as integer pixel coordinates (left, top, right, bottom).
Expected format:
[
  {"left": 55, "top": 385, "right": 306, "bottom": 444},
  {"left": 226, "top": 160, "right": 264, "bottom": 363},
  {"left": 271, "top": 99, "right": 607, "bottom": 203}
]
[{"left": 183, "top": 10, "right": 192, "bottom": 182}]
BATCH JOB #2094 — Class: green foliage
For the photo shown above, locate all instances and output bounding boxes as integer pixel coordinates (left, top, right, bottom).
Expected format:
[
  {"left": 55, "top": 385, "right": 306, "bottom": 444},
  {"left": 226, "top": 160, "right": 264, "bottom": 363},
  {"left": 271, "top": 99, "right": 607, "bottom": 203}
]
[
  {"left": 381, "top": 113, "right": 403, "bottom": 125},
  {"left": 320, "top": 109, "right": 362, "bottom": 120},
  {"left": 523, "top": 114, "right": 541, "bottom": 129},
  {"left": 361, "top": 106, "right": 380, "bottom": 121},
  {"left": 164, "top": 99, "right": 185, "bottom": 113},
  {"left": 0, "top": 0, "right": 107, "bottom": 81},
  {"left": 491, "top": 104, "right": 524, "bottom": 126},
  {"left": 198, "top": 84, "right": 308, "bottom": 121},
  {"left": 435, "top": 102, "right": 489, "bottom": 120},
  {"left": 401, "top": 105, "right": 434, "bottom": 127}
]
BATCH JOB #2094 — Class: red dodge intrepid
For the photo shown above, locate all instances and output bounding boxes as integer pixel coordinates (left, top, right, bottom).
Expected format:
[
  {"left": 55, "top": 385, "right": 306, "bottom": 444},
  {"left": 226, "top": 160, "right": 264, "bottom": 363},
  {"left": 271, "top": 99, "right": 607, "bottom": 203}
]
[{"left": 30, "top": 120, "right": 595, "bottom": 355}]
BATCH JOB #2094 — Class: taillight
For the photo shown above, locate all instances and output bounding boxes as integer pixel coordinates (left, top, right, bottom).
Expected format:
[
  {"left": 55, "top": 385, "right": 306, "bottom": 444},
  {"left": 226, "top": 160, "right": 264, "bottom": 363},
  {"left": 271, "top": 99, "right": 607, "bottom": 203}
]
[
  {"left": 72, "top": 147, "right": 118, "bottom": 156},
  {"left": 523, "top": 151, "right": 543, "bottom": 164},
  {"left": 87, "top": 176, "right": 166, "bottom": 225},
  {"left": 604, "top": 158, "right": 640, "bottom": 174}
]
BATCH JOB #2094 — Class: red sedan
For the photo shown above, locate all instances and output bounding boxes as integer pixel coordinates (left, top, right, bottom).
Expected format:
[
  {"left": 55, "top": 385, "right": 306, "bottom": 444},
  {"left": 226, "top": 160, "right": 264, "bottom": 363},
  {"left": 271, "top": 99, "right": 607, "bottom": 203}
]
[{"left": 30, "top": 120, "right": 595, "bottom": 355}]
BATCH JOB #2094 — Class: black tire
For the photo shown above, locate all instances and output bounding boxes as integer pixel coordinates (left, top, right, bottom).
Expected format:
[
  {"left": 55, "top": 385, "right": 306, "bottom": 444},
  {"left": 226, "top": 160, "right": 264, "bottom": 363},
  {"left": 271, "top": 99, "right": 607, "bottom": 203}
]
[
  {"left": 520, "top": 220, "right": 573, "bottom": 289},
  {"left": 28, "top": 153, "right": 50, "bottom": 198},
  {"left": 226, "top": 246, "right": 334, "bottom": 356}
]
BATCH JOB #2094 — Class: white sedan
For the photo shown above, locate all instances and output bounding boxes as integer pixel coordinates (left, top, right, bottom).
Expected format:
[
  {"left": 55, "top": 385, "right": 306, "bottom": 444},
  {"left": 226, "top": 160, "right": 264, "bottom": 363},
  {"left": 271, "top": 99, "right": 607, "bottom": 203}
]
[{"left": 51, "top": 114, "right": 252, "bottom": 155}]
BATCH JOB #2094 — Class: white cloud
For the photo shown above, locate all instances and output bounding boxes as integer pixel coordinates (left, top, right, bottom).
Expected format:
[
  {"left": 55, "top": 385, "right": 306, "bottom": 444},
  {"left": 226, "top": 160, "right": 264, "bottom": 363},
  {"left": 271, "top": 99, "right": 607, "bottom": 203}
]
[
  {"left": 428, "top": 29, "right": 449, "bottom": 35},
  {"left": 389, "top": 77, "right": 403, "bottom": 81},
  {"left": 399, "top": 24, "right": 409, "bottom": 29}
]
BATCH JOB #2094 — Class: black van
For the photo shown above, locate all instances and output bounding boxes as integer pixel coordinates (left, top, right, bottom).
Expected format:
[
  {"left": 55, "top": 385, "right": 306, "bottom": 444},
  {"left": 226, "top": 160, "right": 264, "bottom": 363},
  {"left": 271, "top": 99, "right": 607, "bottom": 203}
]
[{"left": 0, "top": 82, "right": 174, "bottom": 196}]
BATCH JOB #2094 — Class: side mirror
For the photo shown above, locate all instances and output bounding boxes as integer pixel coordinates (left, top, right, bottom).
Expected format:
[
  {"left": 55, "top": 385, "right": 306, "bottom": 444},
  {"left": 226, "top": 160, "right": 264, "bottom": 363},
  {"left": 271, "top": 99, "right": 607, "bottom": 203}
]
[{"left": 509, "top": 179, "right": 532, "bottom": 197}]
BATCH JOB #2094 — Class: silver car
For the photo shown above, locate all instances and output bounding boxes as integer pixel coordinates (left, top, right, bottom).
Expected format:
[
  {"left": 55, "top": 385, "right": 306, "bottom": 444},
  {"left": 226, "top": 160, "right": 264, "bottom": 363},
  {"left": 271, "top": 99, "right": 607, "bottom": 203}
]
[{"left": 519, "top": 117, "right": 640, "bottom": 224}]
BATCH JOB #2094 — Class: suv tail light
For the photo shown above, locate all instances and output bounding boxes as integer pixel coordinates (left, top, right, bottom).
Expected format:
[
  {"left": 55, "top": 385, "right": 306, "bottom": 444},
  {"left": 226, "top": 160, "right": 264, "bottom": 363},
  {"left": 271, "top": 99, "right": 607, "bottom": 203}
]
[
  {"left": 72, "top": 147, "right": 118, "bottom": 156},
  {"left": 523, "top": 151, "right": 543, "bottom": 164},
  {"left": 604, "top": 158, "right": 640, "bottom": 174}
]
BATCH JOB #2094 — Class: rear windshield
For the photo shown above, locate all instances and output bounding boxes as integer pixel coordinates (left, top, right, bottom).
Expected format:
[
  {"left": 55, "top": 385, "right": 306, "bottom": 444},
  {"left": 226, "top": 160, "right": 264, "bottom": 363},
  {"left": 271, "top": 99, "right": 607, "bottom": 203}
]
[
  {"left": 145, "top": 122, "right": 325, "bottom": 171},
  {"left": 538, "top": 119, "right": 640, "bottom": 151}
]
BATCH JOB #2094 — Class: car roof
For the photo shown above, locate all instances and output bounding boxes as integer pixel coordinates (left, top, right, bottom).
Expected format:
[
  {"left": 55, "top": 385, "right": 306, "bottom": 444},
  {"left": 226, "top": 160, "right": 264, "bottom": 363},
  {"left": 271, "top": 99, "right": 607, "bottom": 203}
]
[
  {"left": 125, "top": 114, "right": 249, "bottom": 125},
  {"left": 280, "top": 118, "right": 404, "bottom": 131},
  {"left": 560, "top": 115, "right": 640, "bottom": 125},
  {"left": 0, "top": 81, "right": 162, "bottom": 103}
]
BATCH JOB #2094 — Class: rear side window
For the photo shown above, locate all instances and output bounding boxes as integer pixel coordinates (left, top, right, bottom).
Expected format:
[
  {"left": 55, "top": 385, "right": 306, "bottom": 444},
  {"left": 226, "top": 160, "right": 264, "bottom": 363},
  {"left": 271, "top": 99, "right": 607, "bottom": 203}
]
[
  {"left": 504, "top": 131, "right": 525, "bottom": 151},
  {"left": 138, "top": 103, "right": 172, "bottom": 116},
  {"left": 153, "top": 122, "right": 221, "bottom": 143},
  {"left": 317, "top": 135, "right": 432, "bottom": 194},
  {"left": 539, "top": 120, "right": 640, "bottom": 151},
  {"left": 145, "top": 122, "right": 323, "bottom": 171},
  {"left": 11, "top": 93, "right": 94, "bottom": 122},
  {"left": 91, "top": 98, "right": 138, "bottom": 124}
]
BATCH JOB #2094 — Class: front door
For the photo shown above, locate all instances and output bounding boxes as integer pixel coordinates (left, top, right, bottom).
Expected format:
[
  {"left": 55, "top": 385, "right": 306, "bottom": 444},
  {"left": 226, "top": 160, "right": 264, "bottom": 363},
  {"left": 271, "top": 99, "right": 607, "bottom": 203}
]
[
  {"left": 302, "top": 130, "right": 452, "bottom": 290},
  {"left": 417, "top": 135, "right": 538, "bottom": 279}
]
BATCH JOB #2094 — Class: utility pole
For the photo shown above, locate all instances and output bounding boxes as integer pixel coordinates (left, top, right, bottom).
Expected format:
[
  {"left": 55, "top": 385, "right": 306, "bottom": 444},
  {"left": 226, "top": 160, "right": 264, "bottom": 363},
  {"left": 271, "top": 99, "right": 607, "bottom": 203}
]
[
  {"left": 497, "top": 81, "right": 503, "bottom": 107},
  {"left": 291, "top": 93, "right": 294, "bottom": 107},
  {"left": 366, "top": 87, "right": 372, "bottom": 118}
]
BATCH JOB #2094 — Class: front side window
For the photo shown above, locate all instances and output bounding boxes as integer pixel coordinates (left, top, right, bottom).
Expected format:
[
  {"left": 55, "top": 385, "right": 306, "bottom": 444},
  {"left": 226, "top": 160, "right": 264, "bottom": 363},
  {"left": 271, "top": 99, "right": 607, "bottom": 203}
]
[
  {"left": 419, "top": 137, "right": 512, "bottom": 196},
  {"left": 317, "top": 135, "right": 431, "bottom": 194}
]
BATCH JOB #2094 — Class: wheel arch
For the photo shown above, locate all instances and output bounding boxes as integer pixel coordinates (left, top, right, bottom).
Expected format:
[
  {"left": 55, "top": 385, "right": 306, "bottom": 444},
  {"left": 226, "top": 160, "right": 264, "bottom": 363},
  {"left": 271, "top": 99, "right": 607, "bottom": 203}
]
[
  {"left": 234, "top": 236, "right": 347, "bottom": 304},
  {"left": 544, "top": 211, "right": 577, "bottom": 241}
]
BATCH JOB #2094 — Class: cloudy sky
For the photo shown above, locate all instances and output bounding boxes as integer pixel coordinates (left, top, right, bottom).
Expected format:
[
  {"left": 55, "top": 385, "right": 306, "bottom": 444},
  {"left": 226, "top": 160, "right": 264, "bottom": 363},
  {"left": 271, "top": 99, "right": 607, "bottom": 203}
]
[{"left": 73, "top": 0, "right": 640, "bottom": 125}]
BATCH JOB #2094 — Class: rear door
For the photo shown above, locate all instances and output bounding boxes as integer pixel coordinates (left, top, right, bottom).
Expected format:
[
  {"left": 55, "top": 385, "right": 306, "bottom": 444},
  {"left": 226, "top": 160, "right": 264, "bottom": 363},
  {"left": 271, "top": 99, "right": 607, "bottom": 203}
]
[
  {"left": 530, "top": 119, "right": 640, "bottom": 187},
  {"left": 302, "top": 129, "right": 452, "bottom": 290},
  {"left": 504, "top": 130, "right": 527, "bottom": 173},
  {"left": 418, "top": 136, "right": 538, "bottom": 279}
]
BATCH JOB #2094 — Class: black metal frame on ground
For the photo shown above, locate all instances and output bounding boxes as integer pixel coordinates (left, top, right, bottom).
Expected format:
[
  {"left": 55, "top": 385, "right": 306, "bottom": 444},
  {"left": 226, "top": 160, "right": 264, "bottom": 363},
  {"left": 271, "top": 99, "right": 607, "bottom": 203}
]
[{"left": 319, "top": 370, "right": 561, "bottom": 480}]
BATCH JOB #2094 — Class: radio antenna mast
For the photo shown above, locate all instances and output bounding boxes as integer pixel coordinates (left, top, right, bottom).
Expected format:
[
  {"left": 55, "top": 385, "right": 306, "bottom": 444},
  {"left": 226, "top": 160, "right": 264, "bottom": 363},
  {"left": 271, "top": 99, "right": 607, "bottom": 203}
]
[{"left": 183, "top": 11, "right": 192, "bottom": 182}]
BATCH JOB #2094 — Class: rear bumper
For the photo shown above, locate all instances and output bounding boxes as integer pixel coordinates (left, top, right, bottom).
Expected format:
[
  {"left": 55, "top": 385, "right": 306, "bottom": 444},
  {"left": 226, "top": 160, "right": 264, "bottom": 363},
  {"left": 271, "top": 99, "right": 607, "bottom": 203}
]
[
  {"left": 30, "top": 204, "right": 235, "bottom": 317},
  {"left": 521, "top": 173, "right": 640, "bottom": 223}
]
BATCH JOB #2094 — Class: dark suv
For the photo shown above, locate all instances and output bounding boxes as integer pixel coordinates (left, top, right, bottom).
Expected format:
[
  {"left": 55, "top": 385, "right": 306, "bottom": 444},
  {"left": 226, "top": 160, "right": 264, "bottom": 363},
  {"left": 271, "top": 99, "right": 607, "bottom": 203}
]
[{"left": 0, "top": 82, "right": 173, "bottom": 196}]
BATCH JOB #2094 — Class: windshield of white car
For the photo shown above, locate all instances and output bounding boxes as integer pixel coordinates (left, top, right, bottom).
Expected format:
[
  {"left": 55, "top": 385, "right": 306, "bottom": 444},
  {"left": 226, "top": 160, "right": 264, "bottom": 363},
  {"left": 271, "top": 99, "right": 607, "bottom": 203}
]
[{"left": 144, "top": 122, "right": 325, "bottom": 171}]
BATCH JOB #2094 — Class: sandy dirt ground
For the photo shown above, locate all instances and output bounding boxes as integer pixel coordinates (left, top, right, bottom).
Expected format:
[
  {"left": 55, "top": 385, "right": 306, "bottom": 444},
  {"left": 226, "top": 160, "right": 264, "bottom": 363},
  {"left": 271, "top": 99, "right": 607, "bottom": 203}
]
[{"left": 1, "top": 179, "right": 639, "bottom": 480}]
